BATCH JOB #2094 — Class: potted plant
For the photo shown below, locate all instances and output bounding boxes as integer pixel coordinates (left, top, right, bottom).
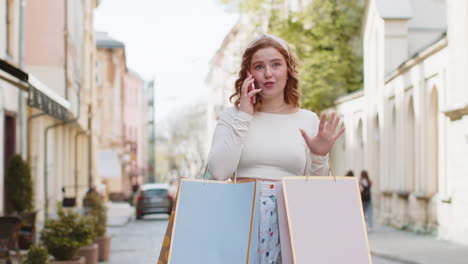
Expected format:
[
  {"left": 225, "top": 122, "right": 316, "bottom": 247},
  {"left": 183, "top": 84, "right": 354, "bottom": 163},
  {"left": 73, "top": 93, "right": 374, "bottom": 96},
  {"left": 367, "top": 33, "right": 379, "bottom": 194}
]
[
  {"left": 40, "top": 207, "right": 94, "bottom": 264},
  {"left": 83, "top": 189, "right": 112, "bottom": 261},
  {"left": 23, "top": 245, "right": 50, "bottom": 264},
  {"left": 5, "top": 154, "right": 37, "bottom": 249},
  {"left": 5, "top": 154, "right": 33, "bottom": 214}
]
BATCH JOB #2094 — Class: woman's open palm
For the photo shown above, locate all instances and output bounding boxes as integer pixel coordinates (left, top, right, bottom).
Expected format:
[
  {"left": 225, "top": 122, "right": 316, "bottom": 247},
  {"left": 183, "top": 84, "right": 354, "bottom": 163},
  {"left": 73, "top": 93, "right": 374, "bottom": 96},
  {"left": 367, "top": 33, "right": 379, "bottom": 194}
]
[{"left": 300, "top": 112, "right": 345, "bottom": 156}]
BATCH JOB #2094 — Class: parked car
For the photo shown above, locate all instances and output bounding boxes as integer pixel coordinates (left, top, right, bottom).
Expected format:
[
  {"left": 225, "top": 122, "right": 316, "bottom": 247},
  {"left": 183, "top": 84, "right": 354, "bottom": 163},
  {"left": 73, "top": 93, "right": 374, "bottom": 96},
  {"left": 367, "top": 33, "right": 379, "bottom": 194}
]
[{"left": 134, "top": 183, "right": 173, "bottom": 219}]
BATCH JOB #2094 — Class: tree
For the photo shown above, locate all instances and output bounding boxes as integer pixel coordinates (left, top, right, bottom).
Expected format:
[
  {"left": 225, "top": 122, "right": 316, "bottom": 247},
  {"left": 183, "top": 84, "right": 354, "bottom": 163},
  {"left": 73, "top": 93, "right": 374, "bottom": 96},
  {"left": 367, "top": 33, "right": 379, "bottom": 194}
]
[{"left": 157, "top": 104, "right": 208, "bottom": 181}]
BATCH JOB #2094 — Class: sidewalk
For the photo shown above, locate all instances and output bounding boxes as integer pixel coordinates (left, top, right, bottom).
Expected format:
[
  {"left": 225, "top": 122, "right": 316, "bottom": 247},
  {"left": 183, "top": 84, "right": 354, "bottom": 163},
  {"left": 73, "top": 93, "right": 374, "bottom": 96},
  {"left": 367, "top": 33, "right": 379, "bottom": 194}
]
[
  {"left": 106, "top": 202, "right": 134, "bottom": 227},
  {"left": 368, "top": 225, "right": 468, "bottom": 264}
]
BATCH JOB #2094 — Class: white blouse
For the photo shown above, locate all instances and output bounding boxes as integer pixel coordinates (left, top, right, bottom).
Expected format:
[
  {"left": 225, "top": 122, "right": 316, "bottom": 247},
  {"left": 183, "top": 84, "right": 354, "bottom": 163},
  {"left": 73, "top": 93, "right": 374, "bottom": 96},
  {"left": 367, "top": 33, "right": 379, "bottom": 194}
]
[{"left": 208, "top": 106, "right": 329, "bottom": 181}]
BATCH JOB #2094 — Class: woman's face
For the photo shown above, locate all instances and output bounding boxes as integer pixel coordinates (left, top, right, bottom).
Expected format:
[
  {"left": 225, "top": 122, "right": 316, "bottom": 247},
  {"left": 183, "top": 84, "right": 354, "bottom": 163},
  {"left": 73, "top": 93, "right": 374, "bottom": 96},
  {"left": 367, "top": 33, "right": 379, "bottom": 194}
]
[{"left": 249, "top": 47, "right": 288, "bottom": 101}]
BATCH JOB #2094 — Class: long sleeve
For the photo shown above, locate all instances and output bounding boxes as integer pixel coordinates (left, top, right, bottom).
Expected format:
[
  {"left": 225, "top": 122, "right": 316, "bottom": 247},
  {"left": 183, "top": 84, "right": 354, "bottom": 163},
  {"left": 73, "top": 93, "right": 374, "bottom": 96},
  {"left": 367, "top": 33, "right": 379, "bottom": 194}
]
[
  {"left": 208, "top": 108, "right": 252, "bottom": 181},
  {"left": 311, "top": 153, "right": 329, "bottom": 176},
  {"left": 304, "top": 150, "right": 329, "bottom": 176}
]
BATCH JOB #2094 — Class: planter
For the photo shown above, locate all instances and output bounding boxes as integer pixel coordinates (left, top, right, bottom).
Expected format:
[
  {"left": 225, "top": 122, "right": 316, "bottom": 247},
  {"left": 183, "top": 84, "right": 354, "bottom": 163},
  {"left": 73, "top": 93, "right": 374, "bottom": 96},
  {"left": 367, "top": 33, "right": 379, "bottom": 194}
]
[
  {"left": 52, "top": 256, "right": 86, "bottom": 264},
  {"left": 77, "top": 243, "right": 98, "bottom": 264},
  {"left": 95, "top": 235, "right": 111, "bottom": 261}
]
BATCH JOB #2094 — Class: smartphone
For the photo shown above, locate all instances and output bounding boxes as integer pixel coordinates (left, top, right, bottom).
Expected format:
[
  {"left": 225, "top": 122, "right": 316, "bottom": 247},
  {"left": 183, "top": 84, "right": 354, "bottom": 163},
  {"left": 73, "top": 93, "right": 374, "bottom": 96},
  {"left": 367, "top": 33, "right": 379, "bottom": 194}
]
[{"left": 247, "top": 71, "right": 257, "bottom": 104}]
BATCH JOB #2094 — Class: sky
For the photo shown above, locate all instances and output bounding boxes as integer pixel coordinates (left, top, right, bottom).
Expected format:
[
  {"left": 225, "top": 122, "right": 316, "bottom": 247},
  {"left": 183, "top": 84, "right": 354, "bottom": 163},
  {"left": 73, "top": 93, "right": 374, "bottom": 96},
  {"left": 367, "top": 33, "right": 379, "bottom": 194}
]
[{"left": 94, "top": 0, "right": 239, "bottom": 122}]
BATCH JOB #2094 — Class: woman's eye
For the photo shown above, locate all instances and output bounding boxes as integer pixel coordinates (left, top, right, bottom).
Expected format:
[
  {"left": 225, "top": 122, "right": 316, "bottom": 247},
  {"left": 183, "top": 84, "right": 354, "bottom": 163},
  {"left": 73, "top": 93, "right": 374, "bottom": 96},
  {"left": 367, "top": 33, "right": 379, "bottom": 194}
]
[
  {"left": 255, "top": 65, "right": 264, "bottom": 70},
  {"left": 273, "top": 62, "right": 281, "bottom": 68}
]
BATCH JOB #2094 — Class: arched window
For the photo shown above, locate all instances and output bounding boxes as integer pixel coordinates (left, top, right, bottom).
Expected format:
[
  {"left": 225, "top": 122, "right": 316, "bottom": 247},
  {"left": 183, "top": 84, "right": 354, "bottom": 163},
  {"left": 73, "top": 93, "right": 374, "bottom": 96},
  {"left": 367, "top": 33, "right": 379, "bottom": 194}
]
[
  {"left": 373, "top": 115, "right": 381, "bottom": 191},
  {"left": 406, "top": 97, "right": 415, "bottom": 192},
  {"left": 390, "top": 106, "right": 397, "bottom": 191},
  {"left": 356, "top": 119, "right": 364, "bottom": 174},
  {"left": 428, "top": 88, "right": 439, "bottom": 196}
]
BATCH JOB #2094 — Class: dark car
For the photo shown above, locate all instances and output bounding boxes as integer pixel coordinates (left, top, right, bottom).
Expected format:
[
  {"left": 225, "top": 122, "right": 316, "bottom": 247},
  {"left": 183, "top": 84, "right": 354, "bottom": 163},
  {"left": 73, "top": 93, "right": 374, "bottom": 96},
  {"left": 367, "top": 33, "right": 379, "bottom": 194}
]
[{"left": 134, "top": 183, "right": 173, "bottom": 219}]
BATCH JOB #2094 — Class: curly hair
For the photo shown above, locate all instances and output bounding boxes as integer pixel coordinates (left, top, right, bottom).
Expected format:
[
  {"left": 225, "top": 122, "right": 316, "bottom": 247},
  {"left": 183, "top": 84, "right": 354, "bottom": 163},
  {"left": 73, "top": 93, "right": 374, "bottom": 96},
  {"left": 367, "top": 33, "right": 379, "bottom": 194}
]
[{"left": 229, "top": 34, "right": 300, "bottom": 111}]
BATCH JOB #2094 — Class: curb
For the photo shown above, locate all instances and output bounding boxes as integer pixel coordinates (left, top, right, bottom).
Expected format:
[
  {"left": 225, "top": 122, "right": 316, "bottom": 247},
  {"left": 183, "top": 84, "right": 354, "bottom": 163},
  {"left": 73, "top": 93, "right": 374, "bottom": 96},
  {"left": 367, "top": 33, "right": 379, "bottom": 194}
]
[{"left": 371, "top": 250, "right": 421, "bottom": 264}]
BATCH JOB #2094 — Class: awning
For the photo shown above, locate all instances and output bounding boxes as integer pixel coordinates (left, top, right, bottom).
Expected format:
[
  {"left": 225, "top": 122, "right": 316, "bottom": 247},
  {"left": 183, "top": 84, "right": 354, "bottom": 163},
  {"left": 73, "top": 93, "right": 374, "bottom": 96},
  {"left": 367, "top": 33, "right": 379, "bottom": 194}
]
[
  {"left": 98, "top": 151, "right": 122, "bottom": 179},
  {"left": 0, "top": 59, "right": 71, "bottom": 121}
]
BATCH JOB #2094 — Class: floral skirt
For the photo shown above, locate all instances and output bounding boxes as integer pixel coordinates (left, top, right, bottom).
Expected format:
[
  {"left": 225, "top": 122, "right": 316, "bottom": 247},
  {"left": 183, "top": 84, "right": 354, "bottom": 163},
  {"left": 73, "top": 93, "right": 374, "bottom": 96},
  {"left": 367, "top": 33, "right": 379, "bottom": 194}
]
[{"left": 257, "top": 181, "right": 282, "bottom": 264}]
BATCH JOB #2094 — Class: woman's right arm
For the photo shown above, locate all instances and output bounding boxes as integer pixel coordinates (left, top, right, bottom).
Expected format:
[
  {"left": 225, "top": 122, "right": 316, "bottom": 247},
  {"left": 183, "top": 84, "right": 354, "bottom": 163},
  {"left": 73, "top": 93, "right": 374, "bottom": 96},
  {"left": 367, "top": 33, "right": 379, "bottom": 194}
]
[{"left": 207, "top": 108, "right": 252, "bottom": 181}]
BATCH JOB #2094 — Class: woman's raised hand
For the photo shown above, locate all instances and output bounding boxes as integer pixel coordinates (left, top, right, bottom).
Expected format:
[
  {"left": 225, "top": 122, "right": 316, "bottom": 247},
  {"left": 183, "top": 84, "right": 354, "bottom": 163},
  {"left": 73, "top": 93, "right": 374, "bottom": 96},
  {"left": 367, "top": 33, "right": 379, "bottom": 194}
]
[
  {"left": 239, "top": 72, "right": 262, "bottom": 116},
  {"left": 300, "top": 112, "right": 345, "bottom": 156}
]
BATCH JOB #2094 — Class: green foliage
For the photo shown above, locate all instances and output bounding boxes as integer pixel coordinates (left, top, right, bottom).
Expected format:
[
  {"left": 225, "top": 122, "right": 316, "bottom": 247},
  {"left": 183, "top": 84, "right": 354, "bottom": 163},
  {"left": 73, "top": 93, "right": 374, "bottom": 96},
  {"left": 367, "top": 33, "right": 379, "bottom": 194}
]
[
  {"left": 40, "top": 207, "right": 95, "bottom": 261},
  {"left": 23, "top": 245, "right": 50, "bottom": 264},
  {"left": 221, "top": 0, "right": 365, "bottom": 111},
  {"left": 84, "top": 191, "right": 107, "bottom": 237},
  {"left": 5, "top": 154, "right": 33, "bottom": 214}
]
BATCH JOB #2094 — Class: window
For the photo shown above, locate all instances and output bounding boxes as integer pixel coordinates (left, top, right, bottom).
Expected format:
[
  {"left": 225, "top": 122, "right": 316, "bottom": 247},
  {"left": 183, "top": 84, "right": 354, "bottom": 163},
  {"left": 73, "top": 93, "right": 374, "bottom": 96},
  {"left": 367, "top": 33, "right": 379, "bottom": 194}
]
[{"left": 6, "top": 0, "right": 15, "bottom": 57}]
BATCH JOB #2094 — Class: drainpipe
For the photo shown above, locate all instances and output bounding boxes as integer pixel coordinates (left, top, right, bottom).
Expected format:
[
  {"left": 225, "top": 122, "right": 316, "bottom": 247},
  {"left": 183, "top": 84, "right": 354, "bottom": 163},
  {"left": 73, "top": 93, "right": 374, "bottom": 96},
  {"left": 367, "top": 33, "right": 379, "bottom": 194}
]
[
  {"left": 75, "top": 131, "right": 89, "bottom": 198},
  {"left": 18, "top": 0, "right": 26, "bottom": 156},
  {"left": 87, "top": 104, "right": 93, "bottom": 188},
  {"left": 64, "top": 0, "right": 68, "bottom": 100}
]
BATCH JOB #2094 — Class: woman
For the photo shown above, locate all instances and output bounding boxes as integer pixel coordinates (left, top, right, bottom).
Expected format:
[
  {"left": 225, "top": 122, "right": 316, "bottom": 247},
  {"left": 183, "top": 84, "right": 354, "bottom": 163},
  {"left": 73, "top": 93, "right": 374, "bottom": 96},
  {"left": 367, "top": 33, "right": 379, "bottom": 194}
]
[
  {"left": 208, "top": 33, "right": 344, "bottom": 264},
  {"left": 360, "top": 170, "right": 373, "bottom": 231}
]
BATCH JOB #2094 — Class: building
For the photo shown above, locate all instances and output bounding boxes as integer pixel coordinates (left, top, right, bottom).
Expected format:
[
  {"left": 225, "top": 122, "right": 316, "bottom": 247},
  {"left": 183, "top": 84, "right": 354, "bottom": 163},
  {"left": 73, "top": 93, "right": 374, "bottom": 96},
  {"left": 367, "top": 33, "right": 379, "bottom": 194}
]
[
  {"left": 0, "top": 0, "right": 100, "bottom": 226},
  {"left": 330, "top": 0, "right": 468, "bottom": 245},
  {"left": 122, "top": 70, "right": 147, "bottom": 193},
  {"left": 96, "top": 32, "right": 148, "bottom": 198}
]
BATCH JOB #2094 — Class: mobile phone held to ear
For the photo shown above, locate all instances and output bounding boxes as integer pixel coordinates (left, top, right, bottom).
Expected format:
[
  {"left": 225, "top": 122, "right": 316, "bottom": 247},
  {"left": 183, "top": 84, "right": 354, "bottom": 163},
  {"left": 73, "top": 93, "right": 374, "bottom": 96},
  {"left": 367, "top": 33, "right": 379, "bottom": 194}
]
[{"left": 247, "top": 71, "right": 257, "bottom": 104}]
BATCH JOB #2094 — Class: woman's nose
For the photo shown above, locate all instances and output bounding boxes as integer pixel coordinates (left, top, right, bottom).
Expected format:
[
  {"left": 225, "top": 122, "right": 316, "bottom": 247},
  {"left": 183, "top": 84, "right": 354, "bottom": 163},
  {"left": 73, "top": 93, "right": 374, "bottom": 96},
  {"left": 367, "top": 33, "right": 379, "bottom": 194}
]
[{"left": 265, "top": 67, "right": 272, "bottom": 78}]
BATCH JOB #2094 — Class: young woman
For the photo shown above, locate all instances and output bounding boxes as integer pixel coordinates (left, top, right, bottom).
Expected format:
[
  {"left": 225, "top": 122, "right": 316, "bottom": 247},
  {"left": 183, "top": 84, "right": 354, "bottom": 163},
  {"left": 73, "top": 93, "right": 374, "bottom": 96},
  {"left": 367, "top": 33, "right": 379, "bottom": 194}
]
[
  {"left": 360, "top": 170, "right": 373, "bottom": 231},
  {"left": 207, "top": 33, "right": 344, "bottom": 264}
]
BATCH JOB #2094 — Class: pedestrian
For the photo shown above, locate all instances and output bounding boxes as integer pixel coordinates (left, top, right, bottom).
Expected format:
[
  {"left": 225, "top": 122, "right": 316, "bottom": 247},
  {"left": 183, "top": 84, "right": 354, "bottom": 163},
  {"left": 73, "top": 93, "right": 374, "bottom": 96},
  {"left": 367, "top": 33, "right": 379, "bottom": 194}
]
[
  {"left": 208, "top": 33, "right": 345, "bottom": 264},
  {"left": 359, "top": 170, "right": 373, "bottom": 231}
]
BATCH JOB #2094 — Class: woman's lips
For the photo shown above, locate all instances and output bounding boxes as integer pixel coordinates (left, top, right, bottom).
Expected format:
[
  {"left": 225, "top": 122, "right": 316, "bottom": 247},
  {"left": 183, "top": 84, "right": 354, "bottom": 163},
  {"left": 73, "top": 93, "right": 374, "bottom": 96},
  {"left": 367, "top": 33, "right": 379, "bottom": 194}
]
[{"left": 264, "top": 82, "right": 275, "bottom": 88}]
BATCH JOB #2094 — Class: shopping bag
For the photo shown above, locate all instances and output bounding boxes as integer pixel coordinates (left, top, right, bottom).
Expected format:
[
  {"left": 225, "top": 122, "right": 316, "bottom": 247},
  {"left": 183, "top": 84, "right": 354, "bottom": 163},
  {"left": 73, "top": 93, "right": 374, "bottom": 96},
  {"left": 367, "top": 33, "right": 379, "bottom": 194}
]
[
  {"left": 157, "top": 201, "right": 177, "bottom": 264},
  {"left": 167, "top": 178, "right": 260, "bottom": 264},
  {"left": 283, "top": 176, "right": 372, "bottom": 264}
]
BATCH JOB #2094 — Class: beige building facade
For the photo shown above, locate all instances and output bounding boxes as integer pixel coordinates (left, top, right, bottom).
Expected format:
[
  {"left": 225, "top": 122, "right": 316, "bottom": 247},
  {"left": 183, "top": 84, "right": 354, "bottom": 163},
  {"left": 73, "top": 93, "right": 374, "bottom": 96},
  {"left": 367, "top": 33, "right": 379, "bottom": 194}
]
[
  {"left": 330, "top": 0, "right": 468, "bottom": 245},
  {"left": 23, "top": 0, "right": 100, "bottom": 224},
  {"left": 0, "top": 0, "right": 100, "bottom": 225},
  {"left": 95, "top": 32, "right": 148, "bottom": 198}
]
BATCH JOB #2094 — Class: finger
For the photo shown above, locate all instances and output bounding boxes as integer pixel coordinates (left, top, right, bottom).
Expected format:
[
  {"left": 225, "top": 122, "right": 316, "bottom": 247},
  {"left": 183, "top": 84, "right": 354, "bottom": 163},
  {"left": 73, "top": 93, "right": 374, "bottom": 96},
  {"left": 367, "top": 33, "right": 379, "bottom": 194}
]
[
  {"left": 242, "top": 78, "right": 255, "bottom": 96},
  {"left": 249, "top": 81, "right": 255, "bottom": 92},
  {"left": 299, "top": 129, "right": 310, "bottom": 142},
  {"left": 318, "top": 113, "right": 326, "bottom": 131},
  {"left": 332, "top": 116, "right": 340, "bottom": 132},
  {"left": 247, "top": 88, "right": 262, "bottom": 97},
  {"left": 327, "top": 112, "right": 336, "bottom": 131},
  {"left": 333, "top": 126, "right": 345, "bottom": 141}
]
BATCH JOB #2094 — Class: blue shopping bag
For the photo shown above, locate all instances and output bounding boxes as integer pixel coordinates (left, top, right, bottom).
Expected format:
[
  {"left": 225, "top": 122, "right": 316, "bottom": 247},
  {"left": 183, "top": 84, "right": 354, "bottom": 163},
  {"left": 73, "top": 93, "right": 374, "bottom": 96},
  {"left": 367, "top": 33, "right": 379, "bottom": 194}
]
[{"left": 168, "top": 178, "right": 260, "bottom": 264}]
